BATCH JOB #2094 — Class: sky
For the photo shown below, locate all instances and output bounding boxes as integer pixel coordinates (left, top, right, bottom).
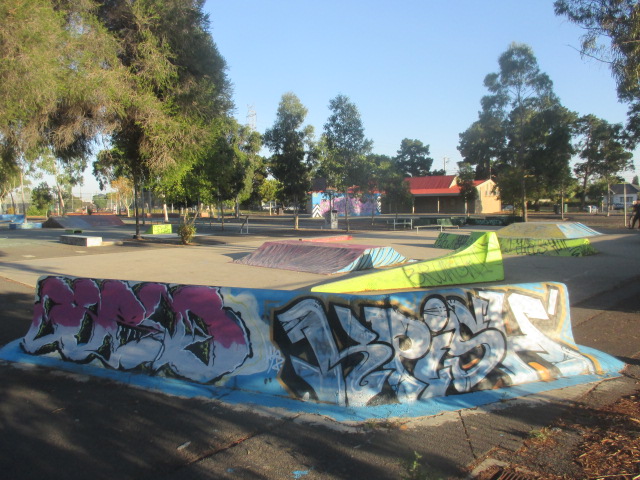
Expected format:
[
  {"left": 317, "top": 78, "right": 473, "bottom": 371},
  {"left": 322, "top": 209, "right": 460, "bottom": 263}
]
[{"left": 77, "top": 0, "right": 637, "bottom": 198}]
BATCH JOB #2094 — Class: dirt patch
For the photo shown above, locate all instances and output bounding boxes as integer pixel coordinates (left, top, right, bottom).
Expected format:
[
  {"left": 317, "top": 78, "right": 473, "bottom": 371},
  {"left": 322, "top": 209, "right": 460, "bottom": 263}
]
[{"left": 473, "top": 391, "right": 640, "bottom": 480}]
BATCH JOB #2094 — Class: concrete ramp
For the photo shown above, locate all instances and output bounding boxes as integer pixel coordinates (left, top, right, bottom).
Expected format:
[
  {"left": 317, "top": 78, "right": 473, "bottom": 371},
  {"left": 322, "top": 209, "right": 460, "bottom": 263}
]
[
  {"left": 2, "top": 275, "right": 623, "bottom": 420},
  {"left": 234, "top": 240, "right": 407, "bottom": 274},
  {"left": 312, "top": 232, "right": 503, "bottom": 293},
  {"left": 497, "top": 222, "right": 601, "bottom": 239},
  {"left": 435, "top": 231, "right": 597, "bottom": 256},
  {"left": 43, "top": 215, "right": 125, "bottom": 229}
]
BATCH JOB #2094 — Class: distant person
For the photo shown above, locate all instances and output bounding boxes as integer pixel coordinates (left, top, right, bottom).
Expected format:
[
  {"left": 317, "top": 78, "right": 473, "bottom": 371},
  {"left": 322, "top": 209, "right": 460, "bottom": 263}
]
[{"left": 630, "top": 200, "right": 640, "bottom": 229}]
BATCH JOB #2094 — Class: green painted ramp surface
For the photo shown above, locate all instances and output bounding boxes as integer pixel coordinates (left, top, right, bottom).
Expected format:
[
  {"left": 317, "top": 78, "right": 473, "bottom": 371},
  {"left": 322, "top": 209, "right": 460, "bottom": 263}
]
[{"left": 311, "top": 232, "right": 503, "bottom": 293}]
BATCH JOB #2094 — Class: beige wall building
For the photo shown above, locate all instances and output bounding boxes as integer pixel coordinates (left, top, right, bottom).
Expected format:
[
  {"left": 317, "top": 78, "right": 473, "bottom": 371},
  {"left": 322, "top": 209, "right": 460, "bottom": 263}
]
[{"left": 407, "top": 175, "right": 501, "bottom": 214}]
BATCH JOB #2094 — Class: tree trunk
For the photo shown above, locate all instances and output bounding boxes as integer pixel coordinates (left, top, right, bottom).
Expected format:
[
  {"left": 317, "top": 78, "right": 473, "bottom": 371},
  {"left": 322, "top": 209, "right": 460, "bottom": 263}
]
[
  {"left": 344, "top": 192, "right": 350, "bottom": 233},
  {"left": 163, "top": 203, "right": 169, "bottom": 222},
  {"left": 219, "top": 200, "right": 225, "bottom": 231},
  {"left": 133, "top": 179, "right": 140, "bottom": 238},
  {"left": 293, "top": 194, "right": 299, "bottom": 230}
]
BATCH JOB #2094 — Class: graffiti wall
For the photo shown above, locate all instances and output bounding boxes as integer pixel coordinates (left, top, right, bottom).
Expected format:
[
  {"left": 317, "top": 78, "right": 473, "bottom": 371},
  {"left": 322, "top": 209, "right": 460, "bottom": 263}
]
[
  {"left": 310, "top": 192, "right": 381, "bottom": 218},
  {"left": 19, "top": 275, "right": 615, "bottom": 407}
]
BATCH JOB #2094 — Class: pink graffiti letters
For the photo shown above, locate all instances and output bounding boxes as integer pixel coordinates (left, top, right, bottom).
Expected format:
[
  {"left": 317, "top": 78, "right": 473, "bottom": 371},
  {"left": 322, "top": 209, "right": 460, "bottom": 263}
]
[{"left": 22, "top": 276, "right": 251, "bottom": 383}]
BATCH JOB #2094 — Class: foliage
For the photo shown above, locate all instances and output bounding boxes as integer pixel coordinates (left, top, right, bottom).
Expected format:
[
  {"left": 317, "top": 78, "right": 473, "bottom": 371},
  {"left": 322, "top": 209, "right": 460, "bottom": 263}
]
[
  {"left": 555, "top": 1, "right": 640, "bottom": 147},
  {"left": 573, "top": 114, "right": 634, "bottom": 206},
  {"left": 321, "top": 94, "right": 373, "bottom": 230},
  {"left": 394, "top": 139, "right": 434, "bottom": 177},
  {"left": 456, "top": 163, "right": 478, "bottom": 213},
  {"left": 370, "top": 155, "right": 413, "bottom": 214},
  {"left": 258, "top": 179, "right": 282, "bottom": 205},
  {"left": 31, "top": 182, "right": 54, "bottom": 211},
  {"left": 177, "top": 215, "right": 197, "bottom": 245},
  {"left": 458, "top": 43, "right": 573, "bottom": 218},
  {"left": 263, "top": 92, "right": 315, "bottom": 227}
]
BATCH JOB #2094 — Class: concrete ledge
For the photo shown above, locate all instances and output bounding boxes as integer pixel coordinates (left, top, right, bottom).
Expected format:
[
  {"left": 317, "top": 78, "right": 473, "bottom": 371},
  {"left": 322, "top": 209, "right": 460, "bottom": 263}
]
[
  {"left": 60, "top": 235, "right": 102, "bottom": 247},
  {"left": 145, "top": 224, "right": 172, "bottom": 235},
  {"left": 10, "top": 222, "right": 42, "bottom": 230}
]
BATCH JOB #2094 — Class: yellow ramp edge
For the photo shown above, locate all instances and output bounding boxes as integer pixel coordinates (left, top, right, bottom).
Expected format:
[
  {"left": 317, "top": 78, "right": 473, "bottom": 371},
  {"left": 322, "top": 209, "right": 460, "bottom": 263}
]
[{"left": 311, "top": 232, "right": 504, "bottom": 293}]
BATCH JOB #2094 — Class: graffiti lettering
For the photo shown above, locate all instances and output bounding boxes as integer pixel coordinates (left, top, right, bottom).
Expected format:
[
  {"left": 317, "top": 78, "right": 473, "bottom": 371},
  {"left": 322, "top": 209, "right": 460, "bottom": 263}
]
[
  {"left": 21, "top": 277, "right": 601, "bottom": 407},
  {"left": 22, "top": 277, "right": 251, "bottom": 383}
]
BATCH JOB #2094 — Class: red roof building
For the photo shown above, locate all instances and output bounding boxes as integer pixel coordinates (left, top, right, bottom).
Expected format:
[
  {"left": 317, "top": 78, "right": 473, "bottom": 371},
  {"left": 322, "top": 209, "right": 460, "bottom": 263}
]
[{"left": 406, "top": 175, "right": 501, "bottom": 214}]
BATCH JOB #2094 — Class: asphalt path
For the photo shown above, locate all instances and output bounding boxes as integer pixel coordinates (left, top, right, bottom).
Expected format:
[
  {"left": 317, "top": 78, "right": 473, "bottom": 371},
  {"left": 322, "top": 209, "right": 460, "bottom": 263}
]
[{"left": 0, "top": 217, "right": 638, "bottom": 480}]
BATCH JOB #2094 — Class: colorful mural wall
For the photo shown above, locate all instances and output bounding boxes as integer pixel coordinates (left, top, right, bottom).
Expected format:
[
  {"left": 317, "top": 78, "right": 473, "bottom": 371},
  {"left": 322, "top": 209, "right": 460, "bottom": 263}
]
[
  {"left": 310, "top": 192, "right": 381, "bottom": 218},
  {"left": 18, "top": 275, "right": 616, "bottom": 407}
]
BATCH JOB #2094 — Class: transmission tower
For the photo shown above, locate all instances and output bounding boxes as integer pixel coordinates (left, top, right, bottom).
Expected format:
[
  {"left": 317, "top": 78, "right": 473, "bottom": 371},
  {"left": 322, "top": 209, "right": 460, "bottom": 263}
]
[{"left": 246, "top": 104, "right": 257, "bottom": 131}]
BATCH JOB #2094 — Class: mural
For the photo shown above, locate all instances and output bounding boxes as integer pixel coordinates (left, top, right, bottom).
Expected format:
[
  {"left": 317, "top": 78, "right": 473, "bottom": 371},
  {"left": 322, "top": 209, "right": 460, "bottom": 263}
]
[
  {"left": 310, "top": 192, "right": 381, "bottom": 218},
  {"left": 18, "top": 275, "right": 616, "bottom": 407}
]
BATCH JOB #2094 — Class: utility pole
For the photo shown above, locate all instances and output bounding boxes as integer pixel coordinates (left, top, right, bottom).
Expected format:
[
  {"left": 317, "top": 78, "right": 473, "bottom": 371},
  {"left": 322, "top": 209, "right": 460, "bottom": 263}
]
[{"left": 443, "top": 156, "right": 449, "bottom": 175}]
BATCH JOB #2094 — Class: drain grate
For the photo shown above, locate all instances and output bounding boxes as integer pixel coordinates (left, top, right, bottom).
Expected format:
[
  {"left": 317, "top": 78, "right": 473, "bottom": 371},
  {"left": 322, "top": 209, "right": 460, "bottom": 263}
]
[{"left": 490, "top": 469, "right": 532, "bottom": 480}]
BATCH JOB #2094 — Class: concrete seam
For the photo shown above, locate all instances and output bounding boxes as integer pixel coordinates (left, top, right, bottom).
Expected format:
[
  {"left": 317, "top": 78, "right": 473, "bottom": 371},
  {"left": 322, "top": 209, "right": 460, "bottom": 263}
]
[
  {"left": 457, "top": 410, "right": 478, "bottom": 460},
  {"left": 160, "top": 414, "right": 303, "bottom": 477}
]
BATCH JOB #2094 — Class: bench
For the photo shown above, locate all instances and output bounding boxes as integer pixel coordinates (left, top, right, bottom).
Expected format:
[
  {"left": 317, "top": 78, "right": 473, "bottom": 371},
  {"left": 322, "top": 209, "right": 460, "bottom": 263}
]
[
  {"left": 60, "top": 235, "right": 103, "bottom": 247},
  {"left": 415, "top": 224, "right": 444, "bottom": 233}
]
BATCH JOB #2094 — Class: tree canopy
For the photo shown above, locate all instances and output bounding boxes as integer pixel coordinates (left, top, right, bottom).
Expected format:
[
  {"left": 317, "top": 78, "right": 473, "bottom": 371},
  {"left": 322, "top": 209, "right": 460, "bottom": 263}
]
[
  {"left": 263, "top": 92, "right": 314, "bottom": 228},
  {"left": 394, "top": 139, "right": 434, "bottom": 177},
  {"left": 458, "top": 43, "right": 574, "bottom": 218}
]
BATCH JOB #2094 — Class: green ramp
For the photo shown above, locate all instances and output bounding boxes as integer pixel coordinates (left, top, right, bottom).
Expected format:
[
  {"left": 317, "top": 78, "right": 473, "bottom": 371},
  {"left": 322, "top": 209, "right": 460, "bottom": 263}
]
[
  {"left": 311, "top": 231, "right": 503, "bottom": 293},
  {"left": 498, "top": 237, "right": 597, "bottom": 256},
  {"left": 434, "top": 231, "right": 486, "bottom": 249}
]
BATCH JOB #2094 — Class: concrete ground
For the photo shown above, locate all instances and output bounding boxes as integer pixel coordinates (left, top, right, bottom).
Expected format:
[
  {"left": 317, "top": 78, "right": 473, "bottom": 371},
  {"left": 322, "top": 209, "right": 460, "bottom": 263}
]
[{"left": 0, "top": 214, "right": 638, "bottom": 479}]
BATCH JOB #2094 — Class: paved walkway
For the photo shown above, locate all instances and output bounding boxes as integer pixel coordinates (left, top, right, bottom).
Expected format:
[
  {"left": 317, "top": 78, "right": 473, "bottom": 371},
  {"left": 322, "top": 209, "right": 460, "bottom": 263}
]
[{"left": 0, "top": 218, "right": 638, "bottom": 479}]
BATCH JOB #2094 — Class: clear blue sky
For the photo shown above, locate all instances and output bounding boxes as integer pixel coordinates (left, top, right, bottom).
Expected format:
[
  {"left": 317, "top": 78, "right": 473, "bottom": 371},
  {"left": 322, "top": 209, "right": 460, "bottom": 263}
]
[
  {"left": 76, "top": 1, "right": 636, "bottom": 197},
  {"left": 204, "top": 0, "right": 636, "bottom": 180}
]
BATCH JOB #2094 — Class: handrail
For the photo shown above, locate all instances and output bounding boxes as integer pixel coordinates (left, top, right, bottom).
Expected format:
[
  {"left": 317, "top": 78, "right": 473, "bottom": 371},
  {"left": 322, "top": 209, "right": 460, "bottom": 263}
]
[{"left": 239, "top": 215, "right": 249, "bottom": 234}]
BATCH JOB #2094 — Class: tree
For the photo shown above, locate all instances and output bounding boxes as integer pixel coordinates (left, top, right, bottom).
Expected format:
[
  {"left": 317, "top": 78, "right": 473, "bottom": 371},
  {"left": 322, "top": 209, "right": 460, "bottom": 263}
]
[
  {"left": 92, "top": 0, "right": 233, "bottom": 237},
  {"left": 263, "top": 93, "right": 315, "bottom": 229},
  {"left": 633, "top": 175, "right": 639, "bottom": 185},
  {"left": 573, "top": 115, "right": 634, "bottom": 208},
  {"left": 459, "top": 43, "right": 572, "bottom": 220},
  {"left": 321, "top": 94, "right": 373, "bottom": 232},
  {"left": 395, "top": 139, "right": 434, "bottom": 177},
  {"left": 555, "top": 1, "right": 640, "bottom": 146},
  {"left": 31, "top": 182, "right": 54, "bottom": 213},
  {"left": 111, "top": 177, "right": 134, "bottom": 217},
  {"left": 456, "top": 163, "right": 478, "bottom": 215},
  {"left": 0, "top": 0, "right": 126, "bottom": 180},
  {"left": 371, "top": 155, "right": 412, "bottom": 216}
]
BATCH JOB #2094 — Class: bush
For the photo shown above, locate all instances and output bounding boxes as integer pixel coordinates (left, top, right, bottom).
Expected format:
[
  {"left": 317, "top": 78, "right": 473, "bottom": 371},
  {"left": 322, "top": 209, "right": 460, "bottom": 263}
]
[{"left": 178, "top": 214, "right": 197, "bottom": 244}]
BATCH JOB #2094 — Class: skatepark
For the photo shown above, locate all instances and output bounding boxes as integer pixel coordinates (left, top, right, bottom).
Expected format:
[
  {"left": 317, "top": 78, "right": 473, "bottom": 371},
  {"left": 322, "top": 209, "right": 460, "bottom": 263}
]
[{"left": 0, "top": 213, "right": 638, "bottom": 479}]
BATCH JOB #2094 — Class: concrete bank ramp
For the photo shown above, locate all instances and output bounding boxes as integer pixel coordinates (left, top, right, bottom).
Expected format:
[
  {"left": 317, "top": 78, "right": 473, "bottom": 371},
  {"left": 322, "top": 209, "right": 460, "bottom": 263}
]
[
  {"left": 312, "top": 231, "right": 503, "bottom": 293},
  {"left": 234, "top": 240, "right": 407, "bottom": 274},
  {"left": 435, "top": 231, "right": 597, "bottom": 256},
  {"left": 1, "top": 275, "right": 623, "bottom": 420},
  {"left": 497, "top": 221, "right": 602, "bottom": 239},
  {"left": 43, "top": 215, "right": 125, "bottom": 229}
]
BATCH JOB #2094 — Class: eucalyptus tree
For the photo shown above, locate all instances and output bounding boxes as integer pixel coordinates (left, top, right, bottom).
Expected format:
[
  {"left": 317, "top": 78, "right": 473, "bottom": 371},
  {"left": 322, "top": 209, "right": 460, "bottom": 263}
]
[
  {"left": 555, "top": 0, "right": 640, "bottom": 151},
  {"left": 458, "top": 43, "right": 573, "bottom": 220},
  {"left": 321, "top": 94, "right": 373, "bottom": 231},
  {"left": 395, "top": 139, "right": 434, "bottom": 177},
  {"left": 0, "top": 0, "right": 126, "bottom": 170},
  {"left": 573, "top": 115, "right": 634, "bottom": 208},
  {"left": 93, "top": 0, "right": 233, "bottom": 236},
  {"left": 263, "top": 93, "right": 315, "bottom": 229}
]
